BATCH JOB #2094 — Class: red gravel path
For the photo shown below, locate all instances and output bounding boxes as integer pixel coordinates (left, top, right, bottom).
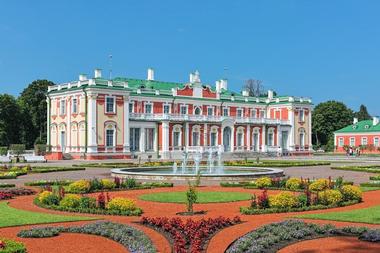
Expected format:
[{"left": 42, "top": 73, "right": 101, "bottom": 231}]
[
  {"left": 1, "top": 186, "right": 380, "bottom": 253},
  {"left": 278, "top": 236, "right": 380, "bottom": 253}
]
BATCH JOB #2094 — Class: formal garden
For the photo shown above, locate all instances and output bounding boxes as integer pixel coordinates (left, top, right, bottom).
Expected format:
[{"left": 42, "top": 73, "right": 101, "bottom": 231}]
[{"left": 0, "top": 160, "right": 379, "bottom": 253}]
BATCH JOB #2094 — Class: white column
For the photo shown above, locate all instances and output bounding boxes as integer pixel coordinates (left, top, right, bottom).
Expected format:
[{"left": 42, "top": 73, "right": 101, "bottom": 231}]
[
  {"left": 277, "top": 126, "right": 282, "bottom": 153},
  {"left": 308, "top": 109, "right": 312, "bottom": 151},
  {"left": 154, "top": 123, "right": 158, "bottom": 152},
  {"left": 288, "top": 107, "right": 295, "bottom": 151},
  {"left": 261, "top": 126, "right": 266, "bottom": 152},
  {"left": 231, "top": 126, "right": 235, "bottom": 152},
  {"left": 246, "top": 125, "right": 251, "bottom": 151},
  {"left": 66, "top": 97, "right": 71, "bottom": 153},
  {"left": 46, "top": 98, "right": 50, "bottom": 147},
  {"left": 185, "top": 122, "right": 189, "bottom": 148},
  {"left": 140, "top": 127, "right": 145, "bottom": 152},
  {"left": 87, "top": 93, "right": 98, "bottom": 153},
  {"left": 162, "top": 121, "right": 170, "bottom": 156},
  {"left": 123, "top": 96, "right": 130, "bottom": 152},
  {"left": 203, "top": 123, "right": 208, "bottom": 147}
]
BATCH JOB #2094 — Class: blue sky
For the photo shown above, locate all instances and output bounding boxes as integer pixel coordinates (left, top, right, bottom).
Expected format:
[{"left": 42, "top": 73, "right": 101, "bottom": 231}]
[{"left": 1, "top": 0, "right": 379, "bottom": 115}]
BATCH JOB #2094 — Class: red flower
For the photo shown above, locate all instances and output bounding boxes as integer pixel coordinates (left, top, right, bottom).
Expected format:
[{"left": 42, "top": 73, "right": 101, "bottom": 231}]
[{"left": 0, "top": 240, "right": 5, "bottom": 249}]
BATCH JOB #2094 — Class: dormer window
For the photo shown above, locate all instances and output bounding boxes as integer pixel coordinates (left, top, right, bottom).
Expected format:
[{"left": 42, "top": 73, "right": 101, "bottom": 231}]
[{"left": 365, "top": 125, "right": 369, "bottom": 129}]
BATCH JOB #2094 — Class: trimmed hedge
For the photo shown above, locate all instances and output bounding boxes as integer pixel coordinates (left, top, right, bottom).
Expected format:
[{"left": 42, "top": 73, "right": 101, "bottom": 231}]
[
  {"left": 226, "top": 220, "right": 380, "bottom": 253},
  {"left": 25, "top": 180, "right": 74, "bottom": 186},
  {"left": 0, "top": 183, "right": 15, "bottom": 188},
  {"left": 360, "top": 182, "right": 380, "bottom": 187},
  {"left": 331, "top": 165, "right": 380, "bottom": 173},
  {"left": 30, "top": 167, "right": 85, "bottom": 173},
  {"left": 240, "top": 200, "right": 359, "bottom": 215},
  {"left": 34, "top": 198, "right": 143, "bottom": 216},
  {"left": 17, "top": 221, "right": 156, "bottom": 253}
]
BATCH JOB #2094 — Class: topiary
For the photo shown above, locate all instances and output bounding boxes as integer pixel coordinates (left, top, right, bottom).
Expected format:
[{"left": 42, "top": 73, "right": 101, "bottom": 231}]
[
  {"left": 269, "top": 192, "right": 298, "bottom": 209},
  {"left": 254, "top": 177, "right": 272, "bottom": 189},
  {"left": 106, "top": 197, "right": 137, "bottom": 212},
  {"left": 285, "top": 178, "right": 302, "bottom": 190},
  {"left": 309, "top": 179, "right": 330, "bottom": 192},
  {"left": 67, "top": 180, "right": 91, "bottom": 193},
  {"left": 340, "top": 185, "right": 362, "bottom": 201},
  {"left": 100, "top": 179, "right": 116, "bottom": 190},
  {"left": 318, "top": 189, "right": 343, "bottom": 206},
  {"left": 59, "top": 194, "right": 81, "bottom": 208}
]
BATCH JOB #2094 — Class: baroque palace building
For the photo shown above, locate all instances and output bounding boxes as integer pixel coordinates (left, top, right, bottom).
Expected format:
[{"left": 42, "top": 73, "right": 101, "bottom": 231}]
[{"left": 46, "top": 68, "right": 312, "bottom": 160}]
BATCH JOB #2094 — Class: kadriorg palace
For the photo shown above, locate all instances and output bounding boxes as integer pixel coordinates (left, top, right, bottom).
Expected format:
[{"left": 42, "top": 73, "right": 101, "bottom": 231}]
[{"left": 46, "top": 68, "right": 312, "bottom": 160}]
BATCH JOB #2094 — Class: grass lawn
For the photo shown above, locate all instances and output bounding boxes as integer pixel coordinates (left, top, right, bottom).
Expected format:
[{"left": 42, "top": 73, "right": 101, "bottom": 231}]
[
  {"left": 139, "top": 191, "right": 252, "bottom": 203},
  {"left": 360, "top": 186, "right": 380, "bottom": 192},
  {"left": 0, "top": 202, "right": 96, "bottom": 228},
  {"left": 295, "top": 205, "right": 380, "bottom": 224}
]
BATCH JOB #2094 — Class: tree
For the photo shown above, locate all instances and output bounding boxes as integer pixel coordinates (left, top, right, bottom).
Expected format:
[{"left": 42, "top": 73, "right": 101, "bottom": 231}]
[
  {"left": 0, "top": 94, "right": 22, "bottom": 146},
  {"left": 243, "top": 79, "right": 265, "bottom": 97},
  {"left": 312, "top": 101, "right": 354, "bottom": 151},
  {"left": 354, "top": 104, "right": 371, "bottom": 121},
  {"left": 18, "top": 80, "right": 54, "bottom": 148}
]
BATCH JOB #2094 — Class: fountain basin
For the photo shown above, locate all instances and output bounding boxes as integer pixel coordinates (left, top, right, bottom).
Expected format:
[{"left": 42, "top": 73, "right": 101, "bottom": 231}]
[{"left": 111, "top": 166, "right": 284, "bottom": 182}]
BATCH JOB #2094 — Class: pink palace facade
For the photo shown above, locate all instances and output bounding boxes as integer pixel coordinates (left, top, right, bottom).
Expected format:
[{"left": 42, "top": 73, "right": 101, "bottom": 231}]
[{"left": 46, "top": 68, "right": 313, "bottom": 160}]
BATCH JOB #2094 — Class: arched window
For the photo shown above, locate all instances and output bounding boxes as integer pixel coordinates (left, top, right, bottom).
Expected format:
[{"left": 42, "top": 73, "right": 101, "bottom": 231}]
[
  {"left": 252, "top": 128, "right": 260, "bottom": 151},
  {"left": 172, "top": 125, "right": 182, "bottom": 149},
  {"left": 236, "top": 127, "right": 245, "bottom": 150},
  {"left": 210, "top": 126, "right": 218, "bottom": 146},
  {"left": 105, "top": 123, "right": 116, "bottom": 147},
  {"left": 194, "top": 106, "right": 202, "bottom": 115}
]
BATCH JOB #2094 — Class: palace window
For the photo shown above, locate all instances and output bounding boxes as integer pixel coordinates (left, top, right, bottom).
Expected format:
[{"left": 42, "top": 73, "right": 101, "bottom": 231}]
[
  {"left": 145, "top": 128, "right": 155, "bottom": 151},
  {"left": 361, "top": 137, "right": 368, "bottom": 146},
  {"left": 180, "top": 105, "right": 187, "bottom": 115},
  {"left": 192, "top": 127, "right": 200, "bottom": 146},
  {"left": 194, "top": 106, "right": 201, "bottom": 115},
  {"left": 237, "top": 108, "right": 243, "bottom": 118},
  {"left": 223, "top": 107, "right": 229, "bottom": 116},
  {"left": 129, "top": 102, "right": 134, "bottom": 113},
  {"left": 250, "top": 109, "right": 256, "bottom": 118},
  {"left": 105, "top": 125, "right": 115, "bottom": 147},
  {"left": 145, "top": 103, "right": 152, "bottom": 114},
  {"left": 350, "top": 137, "right": 355, "bottom": 146},
  {"left": 338, "top": 137, "right": 344, "bottom": 147},
  {"left": 130, "top": 128, "right": 140, "bottom": 152},
  {"left": 173, "top": 126, "right": 181, "bottom": 149},
  {"left": 299, "top": 109, "right": 305, "bottom": 122},
  {"left": 268, "top": 128, "right": 275, "bottom": 147},
  {"left": 60, "top": 99, "right": 66, "bottom": 115},
  {"left": 207, "top": 107, "right": 213, "bottom": 116},
  {"left": 260, "top": 110, "right": 265, "bottom": 118},
  {"left": 163, "top": 104, "right": 170, "bottom": 114},
  {"left": 374, "top": 137, "right": 379, "bottom": 147},
  {"left": 299, "top": 129, "right": 305, "bottom": 147},
  {"left": 237, "top": 128, "right": 244, "bottom": 148},
  {"left": 72, "top": 98, "right": 78, "bottom": 114},
  {"left": 106, "top": 96, "right": 115, "bottom": 113}
]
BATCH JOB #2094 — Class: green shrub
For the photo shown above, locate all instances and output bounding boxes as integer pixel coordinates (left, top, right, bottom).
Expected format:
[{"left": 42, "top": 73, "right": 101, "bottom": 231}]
[
  {"left": 0, "top": 147, "right": 7, "bottom": 156},
  {"left": 59, "top": 194, "right": 81, "bottom": 208},
  {"left": 309, "top": 179, "right": 330, "bottom": 192},
  {"left": 254, "top": 177, "right": 272, "bottom": 189},
  {"left": 318, "top": 190, "right": 343, "bottom": 205},
  {"left": 89, "top": 178, "right": 102, "bottom": 191},
  {"left": 269, "top": 192, "right": 298, "bottom": 209},
  {"left": 101, "top": 179, "right": 116, "bottom": 189},
  {"left": 43, "top": 194, "right": 60, "bottom": 206},
  {"left": 122, "top": 178, "right": 137, "bottom": 189},
  {"left": 79, "top": 197, "right": 96, "bottom": 209},
  {"left": 341, "top": 185, "right": 362, "bottom": 201},
  {"left": 0, "top": 238, "right": 26, "bottom": 253},
  {"left": 67, "top": 180, "right": 91, "bottom": 193},
  {"left": 285, "top": 178, "right": 302, "bottom": 190}
]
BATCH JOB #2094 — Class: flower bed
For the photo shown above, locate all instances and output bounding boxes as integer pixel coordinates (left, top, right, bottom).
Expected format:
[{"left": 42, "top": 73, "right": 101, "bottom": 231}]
[
  {"left": 0, "top": 238, "right": 26, "bottom": 253},
  {"left": 331, "top": 165, "right": 380, "bottom": 173},
  {"left": 25, "top": 180, "right": 74, "bottom": 186},
  {"left": 240, "top": 180, "right": 362, "bottom": 214},
  {"left": 35, "top": 190, "right": 143, "bottom": 216},
  {"left": 0, "top": 165, "right": 85, "bottom": 179},
  {"left": 17, "top": 221, "right": 155, "bottom": 253},
  {"left": 0, "top": 188, "right": 35, "bottom": 200},
  {"left": 226, "top": 220, "right": 380, "bottom": 253},
  {"left": 141, "top": 216, "right": 241, "bottom": 253},
  {"left": 224, "top": 160, "right": 331, "bottom": 168},
  {"left": 0, "top": 184, "right": 15, "bottom": 188}
]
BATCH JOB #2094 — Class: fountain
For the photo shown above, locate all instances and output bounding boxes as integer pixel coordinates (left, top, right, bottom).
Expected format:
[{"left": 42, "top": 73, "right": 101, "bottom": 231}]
[{"left": 111, "top": 145, "right": 284, "bottom": 183}]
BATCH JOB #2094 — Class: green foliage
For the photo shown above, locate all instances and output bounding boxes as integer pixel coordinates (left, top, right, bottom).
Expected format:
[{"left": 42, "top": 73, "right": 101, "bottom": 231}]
[
  {"left": 312, "top": 101, "right": 354, "bottom": 149},
  {"left": 354, "top": 104, "right": 372, "bottom": 121},
  {"left": 122, "top": 177, "right": 137, "bottom": 189},
  {"left": 79, "top": 197, "right": 97, "bottom": 209},
  {"left": 0, "top": 95, "right": 22, "bottom": 147},
  {"left": 8, "top": 144, "right": 25, "bottom": 157},
  {"left": 0, "top": 238, "right": 26, "bottom": 253},
  {"left": 34, "top": 144, "right": 47, "bottom": 156},
  {"left": 186, "top": 183, "right": 197, "bottom": 213},
  {"left": 59, "top": 194, "right": 81, "bottom": 208},
  {"left": 0, "top": 147, "right": 7, "bottom": 156}
]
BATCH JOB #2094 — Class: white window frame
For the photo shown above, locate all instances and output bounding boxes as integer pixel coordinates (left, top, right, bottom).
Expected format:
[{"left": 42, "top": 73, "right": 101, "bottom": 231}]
[
  {"left": 223, "top": 107, "right": 229, "bottom": 116},
  {"left": 145, "top": 128, "right": 155, "bottom": 151},
  {"left": 207, "top": 106, "right": 214, "bottom": 116},
  {"left": 236, "top": 108, "right": 243, "bottom": 118},
  {"left": 172, "top": 125, "right": 182, "bottom": 149},
  {"left": 144, "top": 102, "right": 153, "bottom": 114},
  {"left": 194, "top": 106, "right": 202, "bottom": 115},
  {"left": 361, "top": 137, "right": 368, "bottom": 146},
  {"left": 180, "top": 104, "right": 188, "bottom": 115},
  {"left": 338, "top": 137, "right": 344, "bottom": 147},
  {"left": 260, "top": 110, "right": 265, "bottom": 118},
  {"left": 299, "top": 109, "right": 305, "bottom": 122},
  {"left": 105, "top": 96, "right": 116, "bottom": 113},
  {"left": 349, "top": 137, "right": 355, "bottom": 146},
  {"left": 250, "top": 109, "right": 256, "bottom": 118},
  {"left": 374, "top": 137, "right": 379, "bottom": 147},
  {"left": 129, "top": 102, "right": 134, "bottom": 113},
  {"left": 163, "top": 103, "right": 171, "bottom": 114},
  {"left": 72, "top": 98, "right": 78, "bottom": 114},
  {"left": 191, "top": 126, "right": 201, "bottom": 146},
  {"left": 210, "top": 126, "right": 218, "bottom": 146},
  {"left": 268, "top": 127, "right": 275, "bottom": 147},
  {"left": 60, "top": 99, "right": 66, "bottom": 116},
  {"left": 105, "top": 124, "right": 116, "bottom": 148}
]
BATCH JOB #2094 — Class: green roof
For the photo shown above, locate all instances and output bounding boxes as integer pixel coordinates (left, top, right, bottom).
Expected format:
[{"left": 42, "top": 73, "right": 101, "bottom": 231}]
[{"left": 335, "top": 120, "right": 380, "bottom": 133}]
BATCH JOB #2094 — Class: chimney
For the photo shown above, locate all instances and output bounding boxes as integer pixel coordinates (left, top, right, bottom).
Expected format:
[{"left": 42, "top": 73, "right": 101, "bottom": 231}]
[
  {"left": 220, "top": 79, "right": 228, "bottom": 90},
  {"left": 373, "top": 116, "right": 379, "bottom": 126},
  {"left": 147, "top": 68, "right": 154, "bottom": 81},
  {"left": 242, "top": 90, "right": 249, "bottom": 97},
  {"left": 268, "top": 90, "right": 274, "bottom": 100},
  {"left": 94, "top": 69, "right": 102, "bottom": 78},
  {"left": 79, "top": 74, "right": 87, "bottom": 81},
  {"left": 215, "top": 80, "right": 221, "bottom": 92},
  {"left": 189, "top": 72, "right": 194, "bottom": 83},
  {"left": 353, "top": 118, "right": 358, "bottom": 124}
]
